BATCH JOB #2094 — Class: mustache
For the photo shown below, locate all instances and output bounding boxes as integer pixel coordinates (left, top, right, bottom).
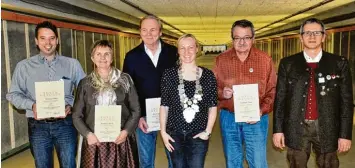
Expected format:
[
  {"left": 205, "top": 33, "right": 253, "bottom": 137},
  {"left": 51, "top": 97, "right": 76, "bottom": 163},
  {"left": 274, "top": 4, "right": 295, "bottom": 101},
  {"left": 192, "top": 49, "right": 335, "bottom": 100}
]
[{"left": 237, "top": 44, "right": 248, "bottom": 47}]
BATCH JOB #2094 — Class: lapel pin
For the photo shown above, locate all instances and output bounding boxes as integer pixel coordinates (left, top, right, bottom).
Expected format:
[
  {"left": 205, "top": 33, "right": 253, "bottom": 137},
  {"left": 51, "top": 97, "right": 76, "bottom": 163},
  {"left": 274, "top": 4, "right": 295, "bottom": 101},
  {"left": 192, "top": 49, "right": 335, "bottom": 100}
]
[
  {"left": 321, "top": 86, "right": 326, "bottom": 96},
  {"left": 249, "top": 68, "right": 253, "bottom": 73},
  {"left": 326, "top": 75, "right": 331, "bottom": 80},
  {"left": 318, "top": 73, "right": 322, "bottom": 77}
]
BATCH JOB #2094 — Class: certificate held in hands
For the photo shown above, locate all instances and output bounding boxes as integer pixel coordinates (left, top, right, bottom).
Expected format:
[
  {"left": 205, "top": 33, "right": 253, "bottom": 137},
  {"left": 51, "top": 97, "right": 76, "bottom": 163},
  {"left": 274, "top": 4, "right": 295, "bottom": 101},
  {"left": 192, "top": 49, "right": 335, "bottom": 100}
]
[
  {"left": 146, "top": 98, "right": 161, "bottom": 132},
  {"left": 35, "top": 81, "right": 65, "bottom": 119},
  {"left": 233, "top": 84, "right": 260, "bottom": 122},
  {"left": 95, "top": 105, "right": 121, "bottom": 142}
]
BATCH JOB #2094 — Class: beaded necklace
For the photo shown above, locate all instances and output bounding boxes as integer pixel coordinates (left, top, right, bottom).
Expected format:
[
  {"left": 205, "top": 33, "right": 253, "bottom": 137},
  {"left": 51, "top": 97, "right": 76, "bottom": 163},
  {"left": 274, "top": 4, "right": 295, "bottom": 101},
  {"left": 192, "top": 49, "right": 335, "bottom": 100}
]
[{"left": 178, "top": 66, "right": 203, "bottom": 123}]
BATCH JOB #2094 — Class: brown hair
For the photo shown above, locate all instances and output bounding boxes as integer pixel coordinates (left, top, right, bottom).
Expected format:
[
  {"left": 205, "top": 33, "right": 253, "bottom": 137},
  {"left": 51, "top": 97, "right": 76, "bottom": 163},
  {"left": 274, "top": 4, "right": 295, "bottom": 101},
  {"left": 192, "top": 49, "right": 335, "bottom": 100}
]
[{"left": 90, "top": 40, "right": 113, "bottom": 57}]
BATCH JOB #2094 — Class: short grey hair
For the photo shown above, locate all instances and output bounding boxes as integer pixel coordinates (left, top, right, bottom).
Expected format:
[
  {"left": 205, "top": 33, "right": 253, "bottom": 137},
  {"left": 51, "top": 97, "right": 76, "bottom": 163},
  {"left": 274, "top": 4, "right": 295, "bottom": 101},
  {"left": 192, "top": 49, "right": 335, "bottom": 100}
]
[{"left": 140, "top": 15, "right": 163, "bottom": 31}]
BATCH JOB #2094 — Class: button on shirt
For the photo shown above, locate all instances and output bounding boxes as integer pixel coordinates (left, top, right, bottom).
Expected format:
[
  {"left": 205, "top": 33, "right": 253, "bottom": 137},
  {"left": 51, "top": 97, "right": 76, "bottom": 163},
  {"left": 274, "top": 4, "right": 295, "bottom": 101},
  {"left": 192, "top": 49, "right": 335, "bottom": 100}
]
[
  {"left": 144, "top": 42, "right": 161, "bottom": 67},
  {"left": 6, "top": 54, "right": 86, "bottom": 118},
  {"left": 213, "top": 47, "right": 277, "bottom": 114},
  {"left": 304, "top": 50, "right": 322, "bottom": 120}
]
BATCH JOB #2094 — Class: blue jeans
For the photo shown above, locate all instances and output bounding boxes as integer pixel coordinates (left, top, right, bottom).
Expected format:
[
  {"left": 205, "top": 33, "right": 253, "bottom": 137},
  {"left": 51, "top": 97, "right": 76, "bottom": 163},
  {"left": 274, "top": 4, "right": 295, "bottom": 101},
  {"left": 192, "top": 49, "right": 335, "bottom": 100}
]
[
  {"left": 220, "top": 109, "right": 269, "bottom": 168},
  {"left": 168, "top": 130, "right": 209, "bottom": 168},
  {"left": 27, "top": 116, "right": 77, "bottom": 168},
  {"left": 136, "top": 127, "right": 172, "bottom": 168}
]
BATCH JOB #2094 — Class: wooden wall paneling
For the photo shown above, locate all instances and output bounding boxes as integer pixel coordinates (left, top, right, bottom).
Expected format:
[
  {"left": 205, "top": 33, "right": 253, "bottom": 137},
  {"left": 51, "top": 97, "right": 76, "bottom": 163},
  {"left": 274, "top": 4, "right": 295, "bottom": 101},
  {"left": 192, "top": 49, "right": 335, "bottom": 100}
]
[
  {"left": 75, "top": 31, "right": 86, "bottom": 72},
  {"left": 27, "top": 24, "right": 38, "bottom": 57},
  {"left": 119, "top": 36, "right": 125, "bottom": 69},
  {"left": 115, "top": 34, "right": 120, "bottom": 70},
  {"left": 85, "top": 32, "right": 94, "bottom": 73},
  {"left": 333, "top": 32, "right": 341, "bottom": 55},
  {"left": 6, "top": 21, "right": 28, "bottom": 148},
  {"left": 72, "top": 30, "right": 76, "bottom": 59},
  {"left": 107, "top": 34, "right": 115, "bottom": 68},
  {"left": 340, "top": 31, "right": 349, "bottom": 59},
  {"left": 1, "top": 20, "right": 12, "bottom": 154},
  {"left": 59, "top": 28, "right": 73, "bottom": 57},
  {"left": 93, "top": 33, "right": 101, "bottom": 42}
]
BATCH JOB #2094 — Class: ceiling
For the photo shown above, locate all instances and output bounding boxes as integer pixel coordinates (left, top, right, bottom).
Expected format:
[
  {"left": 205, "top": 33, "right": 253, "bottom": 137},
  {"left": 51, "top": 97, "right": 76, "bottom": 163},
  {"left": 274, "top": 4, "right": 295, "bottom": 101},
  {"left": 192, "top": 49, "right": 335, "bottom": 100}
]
[{"left": 96, "top": 0, "right": 355, "bottom": 45}]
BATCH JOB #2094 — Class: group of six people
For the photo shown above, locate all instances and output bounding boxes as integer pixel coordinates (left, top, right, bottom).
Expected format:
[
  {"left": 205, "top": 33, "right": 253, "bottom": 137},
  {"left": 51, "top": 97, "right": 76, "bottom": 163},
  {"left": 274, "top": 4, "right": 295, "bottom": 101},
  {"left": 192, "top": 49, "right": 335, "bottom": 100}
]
[{"left": 6, "top": 14, "right": 353, "bottom": 168}]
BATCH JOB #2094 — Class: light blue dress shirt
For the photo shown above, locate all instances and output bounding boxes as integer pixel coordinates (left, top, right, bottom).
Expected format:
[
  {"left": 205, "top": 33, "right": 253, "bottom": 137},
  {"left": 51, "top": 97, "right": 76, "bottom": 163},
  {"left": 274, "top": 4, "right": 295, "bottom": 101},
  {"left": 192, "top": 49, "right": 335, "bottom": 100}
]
[{"left": 6, "top": 54, "right": 86, "bottom": 118}]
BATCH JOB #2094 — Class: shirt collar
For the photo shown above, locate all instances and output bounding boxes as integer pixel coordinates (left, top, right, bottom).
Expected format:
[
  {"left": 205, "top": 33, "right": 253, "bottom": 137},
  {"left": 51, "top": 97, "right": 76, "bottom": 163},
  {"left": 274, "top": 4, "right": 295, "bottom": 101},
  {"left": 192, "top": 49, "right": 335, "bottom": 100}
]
[
  {"left": 144, "top": 41, "right": 161, "bottom": 54},
  {"left": 38, "top": 53, "right": 59, "bottom": 64},
  {"left": 303, "top": 50, "right": 322, "bottom": 63},
  {"left": 231, "top": 47, "right": 256, "bottom": 62}
]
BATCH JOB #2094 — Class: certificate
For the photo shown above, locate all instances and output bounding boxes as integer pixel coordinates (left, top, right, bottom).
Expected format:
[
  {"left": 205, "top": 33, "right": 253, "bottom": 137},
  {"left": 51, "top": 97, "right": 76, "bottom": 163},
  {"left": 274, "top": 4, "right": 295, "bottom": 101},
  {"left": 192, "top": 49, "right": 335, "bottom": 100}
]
[
  {"left": 95, "top": 105, "right": 121, "bottom": 142},
  {"left": 35, "top": 81, "right": 65, "bottom": 119},
  {"left": 146, "top": 98, "right": 161, "bottom": 132},
  {"left": 233, "top": 84, "right": 260, "bottom": 122}
]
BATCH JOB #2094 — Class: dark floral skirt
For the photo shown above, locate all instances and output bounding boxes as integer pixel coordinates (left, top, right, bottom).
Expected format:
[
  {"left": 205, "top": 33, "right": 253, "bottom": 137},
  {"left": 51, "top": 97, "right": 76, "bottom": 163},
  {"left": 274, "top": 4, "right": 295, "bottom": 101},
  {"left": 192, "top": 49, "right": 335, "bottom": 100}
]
[{"left": 80, "top": 135, "right": 139, "bottom": 168}]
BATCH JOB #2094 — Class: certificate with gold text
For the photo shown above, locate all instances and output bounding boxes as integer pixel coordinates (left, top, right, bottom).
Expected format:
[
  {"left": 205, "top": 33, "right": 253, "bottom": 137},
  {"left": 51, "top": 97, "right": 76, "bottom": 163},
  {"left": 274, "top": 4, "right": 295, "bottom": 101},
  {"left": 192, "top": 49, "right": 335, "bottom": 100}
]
[
  {"left": 233, "top": 84, "right": 260, "bottom": 122},
  {"left": 35, "top": 81, "right": 65, "bottom": 119},
  {"left": 95, "top": 105, "right": 121, "bottom": 142},
  {"left": 146, "top": 98, "right": 161, "bottom": 132}
]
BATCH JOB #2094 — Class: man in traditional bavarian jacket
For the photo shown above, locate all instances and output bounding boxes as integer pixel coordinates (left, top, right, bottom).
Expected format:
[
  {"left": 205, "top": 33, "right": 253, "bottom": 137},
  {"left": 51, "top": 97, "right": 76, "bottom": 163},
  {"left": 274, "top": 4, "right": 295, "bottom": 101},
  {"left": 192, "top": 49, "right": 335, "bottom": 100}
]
[{"left": 273, "top": 18, "right": 354, "bottom": 168}]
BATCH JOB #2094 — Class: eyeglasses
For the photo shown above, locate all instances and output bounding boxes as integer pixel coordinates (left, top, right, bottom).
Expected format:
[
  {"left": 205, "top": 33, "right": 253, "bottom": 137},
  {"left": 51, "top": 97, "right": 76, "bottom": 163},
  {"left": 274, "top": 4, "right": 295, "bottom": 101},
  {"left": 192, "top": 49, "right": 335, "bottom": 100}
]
[
  {"left": 232, "top": 36, "right": 253, "bottom": 43},
  {"left": 301, "top": 31, "right": 324, "bottom": 37}
]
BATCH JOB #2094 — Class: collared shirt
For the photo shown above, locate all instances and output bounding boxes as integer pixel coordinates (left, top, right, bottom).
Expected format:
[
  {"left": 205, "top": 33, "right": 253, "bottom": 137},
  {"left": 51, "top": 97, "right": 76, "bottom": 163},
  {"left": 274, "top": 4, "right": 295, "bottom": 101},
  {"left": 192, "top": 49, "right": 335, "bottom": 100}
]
[
  {"left": 144, "top": 41, "right": 161, "bottom": 67},
  {"left": 6, "top": 54, "right": 86, "bottom": 118},
  {"left": 213, "top": 47, "right": 277, "bottom": 114},
  {"left": 304, "top": 50, "right": 322, "bottom": 63}
]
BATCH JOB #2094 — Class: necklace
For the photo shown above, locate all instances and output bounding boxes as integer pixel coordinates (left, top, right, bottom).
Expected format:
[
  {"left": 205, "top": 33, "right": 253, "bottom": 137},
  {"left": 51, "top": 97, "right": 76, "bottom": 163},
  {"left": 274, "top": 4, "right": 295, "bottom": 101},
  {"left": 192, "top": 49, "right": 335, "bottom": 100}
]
[{"left": 178, "top": 66, "right": 203, "bottom": 123}]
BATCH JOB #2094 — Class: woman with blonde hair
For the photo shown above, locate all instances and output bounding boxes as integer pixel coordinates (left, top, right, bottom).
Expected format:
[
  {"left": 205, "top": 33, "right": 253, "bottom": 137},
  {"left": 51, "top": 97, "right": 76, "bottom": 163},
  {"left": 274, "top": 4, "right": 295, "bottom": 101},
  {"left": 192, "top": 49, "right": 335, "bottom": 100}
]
[
  {"left": 72, "top": 40, "right": 140, "bottom": 167},
  {"left": 160, "top": 34, "right": 218, "bottom": 168}
]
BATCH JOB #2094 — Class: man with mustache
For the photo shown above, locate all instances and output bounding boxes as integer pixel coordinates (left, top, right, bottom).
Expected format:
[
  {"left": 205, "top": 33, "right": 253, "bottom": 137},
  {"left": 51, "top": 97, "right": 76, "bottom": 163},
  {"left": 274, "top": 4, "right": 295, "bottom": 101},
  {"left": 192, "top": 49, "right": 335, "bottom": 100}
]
[
  {"left": 6, "top": 21, "right": 85, "bottom": 168},
  {"left": 273, "top": 18, "right": 354, "bottom": 168},
  {"left": 213, "top": 19, "right": 277, "bottom": 168}
]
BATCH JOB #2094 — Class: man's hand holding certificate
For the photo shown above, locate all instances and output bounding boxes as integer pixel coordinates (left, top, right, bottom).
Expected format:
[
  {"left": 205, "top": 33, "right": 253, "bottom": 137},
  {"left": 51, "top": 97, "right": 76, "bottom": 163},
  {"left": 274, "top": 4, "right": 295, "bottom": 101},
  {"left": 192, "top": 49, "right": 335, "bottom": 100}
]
[
  {"left": 35, "top": 81, "right": 65, "bottom": 119},
  {"left": 233, "top": 84, "right": 260, "bottom": 123},
  {"left": 146, "top": 98, "right": 161, "bottom": 132}
]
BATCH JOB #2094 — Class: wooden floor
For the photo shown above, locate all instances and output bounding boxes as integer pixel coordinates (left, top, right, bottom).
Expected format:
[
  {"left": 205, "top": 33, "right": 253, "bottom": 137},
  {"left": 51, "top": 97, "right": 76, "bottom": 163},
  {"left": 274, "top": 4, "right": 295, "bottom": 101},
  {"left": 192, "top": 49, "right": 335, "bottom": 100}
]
[{"left": 2, "top": 54, "right": 355, "bottom": 168}]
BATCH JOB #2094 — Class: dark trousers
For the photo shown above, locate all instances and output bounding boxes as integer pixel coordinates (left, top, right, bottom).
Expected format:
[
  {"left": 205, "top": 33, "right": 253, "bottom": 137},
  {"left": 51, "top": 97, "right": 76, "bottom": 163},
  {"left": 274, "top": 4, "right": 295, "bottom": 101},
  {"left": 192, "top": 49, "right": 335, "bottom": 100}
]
[
  {"left": 287, "top": 120, "right": 339, "bottom": 168},
  {"left": 168, "top": 130, "right": 209, "bottom": 168}
]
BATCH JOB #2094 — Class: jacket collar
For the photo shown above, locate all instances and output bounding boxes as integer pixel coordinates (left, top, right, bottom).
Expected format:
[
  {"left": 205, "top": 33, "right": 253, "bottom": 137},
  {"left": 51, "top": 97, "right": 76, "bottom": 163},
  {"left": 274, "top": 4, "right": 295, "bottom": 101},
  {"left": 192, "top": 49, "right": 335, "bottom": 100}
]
[
  {"left": 295, "top": 50, "right": 331, "bottom": 74},
  {"left": 138, "top": 39, "right": 166, "bottom": 51},
  {"left": 137, "top": 39, "right": 168, "bottom": 69}
]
